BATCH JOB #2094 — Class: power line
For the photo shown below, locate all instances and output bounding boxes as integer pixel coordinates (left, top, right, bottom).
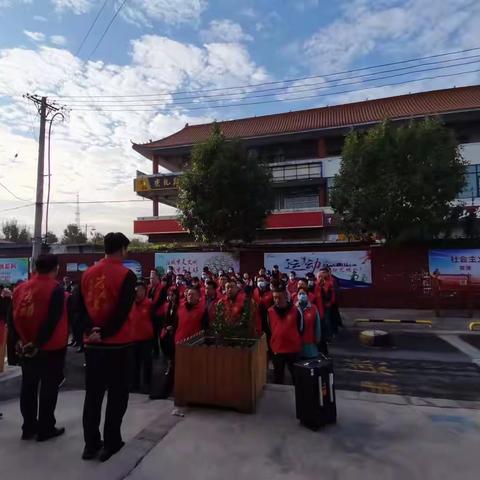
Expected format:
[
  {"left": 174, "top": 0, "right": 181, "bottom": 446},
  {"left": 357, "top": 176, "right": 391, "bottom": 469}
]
[
  {"left": 0, "top": 182, "right": 30, "bottom": 202},
  {"left": 87, "top": 0, "right": 128, "bottom": 61},
  {"left": 64, "top": 57, "right": 480, "bottom": 107},
  {"left": 75, "top": 0, "right": 110, "bottom": 56},
  {"left": 52, "top": 46, "right": 480, "bottom": 99},
  {"left": 68, "top": 67, "right": 480, "bottom": 112},
  {"left": 0, "top": 203, "right": 35, "bottom": 213}
]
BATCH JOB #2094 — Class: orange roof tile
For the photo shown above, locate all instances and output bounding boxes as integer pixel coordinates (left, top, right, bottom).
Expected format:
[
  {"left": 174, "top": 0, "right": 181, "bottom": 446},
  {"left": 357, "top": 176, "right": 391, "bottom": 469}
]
[{"left": 133, "top": 85, "right": 480, "bottom": 153}]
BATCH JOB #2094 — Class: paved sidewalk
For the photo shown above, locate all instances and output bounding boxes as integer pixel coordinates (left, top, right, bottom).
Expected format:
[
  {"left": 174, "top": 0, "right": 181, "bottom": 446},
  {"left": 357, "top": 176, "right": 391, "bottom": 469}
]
[{"left": 1, "top": 388, "right": 479, "bottom": 480}]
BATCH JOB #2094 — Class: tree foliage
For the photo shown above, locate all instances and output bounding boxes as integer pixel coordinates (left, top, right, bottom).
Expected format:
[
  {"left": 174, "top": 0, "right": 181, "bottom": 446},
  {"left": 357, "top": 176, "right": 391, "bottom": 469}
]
[
  {"left": 2, "top": 220, "right": 31, "bottom": 243},
  {"left": 61, "top": 224, "right": 87, "bottom": 244},
  {"left": 45, "top": 231, "right": 58, "bottom": 244},
  {"left": 331, "top": 119, "right": 467, "bottom": 242},
  {"left": 177, "top": 125, "right": 274, "bottom": 245}
]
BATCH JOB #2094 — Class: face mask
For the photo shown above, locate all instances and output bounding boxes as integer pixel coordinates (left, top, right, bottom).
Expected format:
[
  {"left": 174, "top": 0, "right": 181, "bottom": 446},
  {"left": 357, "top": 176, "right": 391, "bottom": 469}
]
[
  {"left": 289, "top": 275, "right": 295, "bottom": 280},
  {"left": 308, "top": 280, "right": 315, "bottom": 287},
  {"left": 257, "top": 281, "right": 267, "bottom": 289},
  {"left": 298, "top": 293, "right": 308, "bottom": 304}
]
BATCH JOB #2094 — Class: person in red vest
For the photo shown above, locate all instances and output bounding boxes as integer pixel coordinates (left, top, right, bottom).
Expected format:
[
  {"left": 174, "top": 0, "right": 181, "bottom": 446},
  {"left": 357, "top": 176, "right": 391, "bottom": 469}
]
[
  {"left": 287, "top": 271, "right": 298, "bottom": 298},
  {"left": 175, "top": 288, "right": 208, "bottom": 344},
  {"left": 10, "top": 254, "right": 68, "bottom": 442},
  {"left": 217, "top": 280, "right": 248, "bottom": 326},
  {"left": 252, "top": 275, "right": 273, "bottom": 336},
  {"left": 79, "top": 232, "right": 136, "bottom": 462},
  {"left": 148, "top": 271, "right": 168, "bottom": 358},
  {"left": 267, "top": 284, "right": 303, "bottom": 385},
  {"left": 205, "top": 280, "right": 219, "bottom": 324},
  {"left": 317, "top": 268, "right": 339, "bottom": 340},
  {"left": 295, "top": 287, "right": 321, "bottom": 359},
  {"left": 217, "top": 273, "right": 228, "bottom": 298},
  {"left": 130, "top": 282, "right": 155, "bottom": 393},
  {"left": 291, "top": 278, "right": 315, "bottom": 304}
]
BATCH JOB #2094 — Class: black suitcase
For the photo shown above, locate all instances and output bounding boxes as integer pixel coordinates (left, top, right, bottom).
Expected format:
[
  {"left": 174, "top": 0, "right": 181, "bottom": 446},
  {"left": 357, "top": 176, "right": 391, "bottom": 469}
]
[{"left": 294, "top": 355, "right": 337, "bottom": 430}]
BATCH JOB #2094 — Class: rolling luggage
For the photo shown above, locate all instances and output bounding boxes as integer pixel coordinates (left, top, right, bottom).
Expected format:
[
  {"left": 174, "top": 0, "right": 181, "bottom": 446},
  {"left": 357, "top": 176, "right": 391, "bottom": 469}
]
[{"left": 294, "top": 355, "right": 337, "bottom": 430}]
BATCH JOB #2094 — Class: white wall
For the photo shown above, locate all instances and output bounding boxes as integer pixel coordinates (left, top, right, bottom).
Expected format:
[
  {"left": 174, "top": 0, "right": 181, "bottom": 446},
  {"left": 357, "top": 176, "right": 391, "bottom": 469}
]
[
  {"left": 322, "top": 156, "right": 341, "bottom": 177},
  {"left": 460, "top": 142, "right": 480, "bottom": 165}
]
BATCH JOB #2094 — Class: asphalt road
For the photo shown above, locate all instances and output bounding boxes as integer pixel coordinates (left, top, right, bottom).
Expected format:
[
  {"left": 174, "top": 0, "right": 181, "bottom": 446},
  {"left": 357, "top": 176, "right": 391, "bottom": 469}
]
[{"left": 60, "top": 329, "right": 480, "bottom": 402}]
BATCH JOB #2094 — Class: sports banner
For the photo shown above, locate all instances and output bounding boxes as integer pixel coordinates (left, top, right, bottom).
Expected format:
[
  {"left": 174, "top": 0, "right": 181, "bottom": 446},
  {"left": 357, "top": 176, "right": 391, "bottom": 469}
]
[{"left": 264, "top": 251, "right": 372, "bottom": 288}]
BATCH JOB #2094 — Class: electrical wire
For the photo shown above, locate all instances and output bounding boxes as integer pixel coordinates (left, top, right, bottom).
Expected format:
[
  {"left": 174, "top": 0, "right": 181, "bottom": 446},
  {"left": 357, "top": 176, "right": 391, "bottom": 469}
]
[
  {"left": 87, "top": 0, "right": 128, "bottom": 61},
  {"left": 0, "top": 181, "right": 30, "bottom": 202},
  {"left": 61, "top": 53, "right": 480, "bottom": 105},
  {"left": 51, "top": 46, "right": 480, "bottom": 99},
  {"left": 63, "top": 57, "right": 480, "bottom": 108},
  {"left": 0, "top": 203, "right": 35, "bottom": 213},
  {"left": 75, "top": 0, "right": 110, "bottom": 56},
  {"left": 68, "top": 67, "right": 480, "bottom": 112}
]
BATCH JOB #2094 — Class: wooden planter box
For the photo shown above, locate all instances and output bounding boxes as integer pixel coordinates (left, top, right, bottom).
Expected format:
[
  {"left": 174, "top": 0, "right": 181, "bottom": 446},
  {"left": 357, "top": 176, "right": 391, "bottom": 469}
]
[{"left": 174, "top": 334, "right": 267, "bottom": 413}]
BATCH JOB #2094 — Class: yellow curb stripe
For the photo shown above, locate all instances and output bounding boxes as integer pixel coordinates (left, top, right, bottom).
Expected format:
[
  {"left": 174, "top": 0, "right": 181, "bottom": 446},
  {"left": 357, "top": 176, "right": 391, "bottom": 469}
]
[{"left": 469, "top": 322, "right": 480, "bottom": 331}]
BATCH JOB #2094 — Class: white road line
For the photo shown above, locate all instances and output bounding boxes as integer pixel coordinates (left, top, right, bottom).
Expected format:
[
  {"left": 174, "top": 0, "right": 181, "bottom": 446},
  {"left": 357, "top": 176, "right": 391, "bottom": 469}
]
[{"left": 439, "top": 334, "right": 480, "bottom": 367}]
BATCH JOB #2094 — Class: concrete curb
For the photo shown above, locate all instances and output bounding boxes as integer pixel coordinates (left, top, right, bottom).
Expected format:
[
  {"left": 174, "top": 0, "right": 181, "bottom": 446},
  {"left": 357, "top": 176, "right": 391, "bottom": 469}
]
[
  {"left": 90, "top": 403, "right": 183, "bottom": 480},
  {"left": 354, "top": 318, "right": 432, "bottom": 327}
]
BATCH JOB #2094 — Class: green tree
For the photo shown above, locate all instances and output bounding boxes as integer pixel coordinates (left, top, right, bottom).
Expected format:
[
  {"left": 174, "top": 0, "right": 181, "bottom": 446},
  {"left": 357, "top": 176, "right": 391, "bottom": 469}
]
[
  {"left": 89, "top": 232, "right": 104, "bottom": 246},
  {"left": 177, "top": 125, "right": 274, "bottom": 244},
  {"left": 45, "top": 231, "right": 58, "bottom": 244},
  {"left": 61, "top": 224, "right": 87, "bottom": 244},
  {"left": 2, "top": 220, "right": 31, "bottom": 243},
  {"left": 331, "top": 119, "right": 467, "bottom": 242}
]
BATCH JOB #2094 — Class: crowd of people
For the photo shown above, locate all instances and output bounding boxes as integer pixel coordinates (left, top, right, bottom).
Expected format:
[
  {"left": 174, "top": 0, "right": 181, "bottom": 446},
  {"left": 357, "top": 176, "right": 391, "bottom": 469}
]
[{"left": 0, "top": 232, "right": 342, "bottom": 462}]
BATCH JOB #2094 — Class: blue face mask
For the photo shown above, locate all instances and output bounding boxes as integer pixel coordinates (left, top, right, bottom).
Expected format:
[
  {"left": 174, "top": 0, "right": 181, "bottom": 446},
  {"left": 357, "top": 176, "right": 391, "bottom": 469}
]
[{"left": 298, "top": 293, "right": 308, "bottom": 304}]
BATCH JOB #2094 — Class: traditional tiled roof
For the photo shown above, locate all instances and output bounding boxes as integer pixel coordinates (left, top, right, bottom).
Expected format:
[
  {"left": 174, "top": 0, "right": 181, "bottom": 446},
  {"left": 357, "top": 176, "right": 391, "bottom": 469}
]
[{"left": 133, "top": 85, "right": 480, "bottom": 154}]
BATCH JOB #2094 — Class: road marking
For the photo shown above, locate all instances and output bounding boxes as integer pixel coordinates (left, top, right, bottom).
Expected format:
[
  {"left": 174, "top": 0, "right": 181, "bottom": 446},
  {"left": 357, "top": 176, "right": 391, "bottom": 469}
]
[
  {"left": 439, "top": 334, "right": 480, "bottom": 368},
  {"left": 360, "top": 381, "right": 401, "bottom": 395},
  {"left": 353, "top": 319, "right": 432, "bottom": 327}
]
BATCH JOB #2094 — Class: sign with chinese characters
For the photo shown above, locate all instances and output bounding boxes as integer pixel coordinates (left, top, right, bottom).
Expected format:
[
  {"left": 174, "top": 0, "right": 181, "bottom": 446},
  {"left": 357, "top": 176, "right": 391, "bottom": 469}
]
[
  {"left": 0, "top": 258, "right": 29, "bottom": 284},
  {"left": 429, "top": 249, "right": 480, "bottom": 281},
  {"left": 264, "top": 251, "right": 372, "bottom": 288},
  {"left": 155, "top": 252, "right": 240, "bottom": 276},
  {"left": 135, "top": 174, "right": 180, "bottom": 192}
]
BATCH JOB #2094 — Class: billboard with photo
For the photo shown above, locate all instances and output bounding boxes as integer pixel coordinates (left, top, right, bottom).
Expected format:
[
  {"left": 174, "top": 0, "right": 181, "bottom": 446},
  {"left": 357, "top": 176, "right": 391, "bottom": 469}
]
[
  {"left": 429, "top": 249, "right": 480, "bottom": 283},
  {"left": 155, "top": 252, "right": 240, "bottom": 276},
  {"left": 264, "top": 251, "right": 372, "bottom": 289},
  {"left": 0, "top": 258, "right": 29, "bottom": 285}
]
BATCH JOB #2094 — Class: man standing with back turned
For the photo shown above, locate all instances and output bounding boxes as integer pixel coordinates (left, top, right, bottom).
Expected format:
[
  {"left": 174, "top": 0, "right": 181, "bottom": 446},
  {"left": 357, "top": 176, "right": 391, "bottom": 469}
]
[
  {"left": 10, "top": 254, "right": 68, "bottom": 442},
  {"left": 79, "top": 233, "right": 136, "bottom": 462}
]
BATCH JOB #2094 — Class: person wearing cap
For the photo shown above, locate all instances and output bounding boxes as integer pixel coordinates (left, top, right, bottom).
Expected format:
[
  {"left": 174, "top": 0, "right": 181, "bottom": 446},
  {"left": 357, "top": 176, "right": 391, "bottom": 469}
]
[
  {"left": 10, "top": 254, "right": 68, "bottom": 442},
  {"left": 79, "top": 232, "right": 136, "bottom": 462}
]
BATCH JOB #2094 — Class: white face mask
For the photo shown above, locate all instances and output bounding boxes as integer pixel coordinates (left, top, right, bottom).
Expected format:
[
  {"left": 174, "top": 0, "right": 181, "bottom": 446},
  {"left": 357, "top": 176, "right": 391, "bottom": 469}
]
[{"left": 257, "top": 281, "right": 267, "bottom": 289}]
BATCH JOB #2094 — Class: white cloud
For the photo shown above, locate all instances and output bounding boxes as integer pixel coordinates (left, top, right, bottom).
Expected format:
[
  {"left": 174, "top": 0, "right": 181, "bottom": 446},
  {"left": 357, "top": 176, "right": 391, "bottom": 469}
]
[
  {"left": 0, "top": 0, "right": 32, "bottom": 9},
  {"left": 300, "top": 0, "right": 480, "bottom": 72},
  {"left": 0, "top": 36, "right": 268, "bottom": 236},
  {"left": 33, "top": 15, "right": 48, "bottom": 21},
  {"left": 294, "top": 0, "right": 319, "bottom": 11},
  {"left": 51, "top": 0, "right": 93, "bottom": 15},
  {"left": 121, "top": 0, "right": 207, "bottom": 27},
  {"left": 200, "top": 19, "right": 253, "bottom": 44},
  {"left": 50, "top": 35, "right": 66, "bottom": 46},
  {"left": 23, "top": 30, "right": 45, "bottom": 42}
]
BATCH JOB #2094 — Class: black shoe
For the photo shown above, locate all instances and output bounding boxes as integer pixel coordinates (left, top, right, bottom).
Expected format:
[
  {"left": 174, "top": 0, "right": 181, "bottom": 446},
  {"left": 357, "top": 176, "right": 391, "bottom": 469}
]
[
  {"left": 37, "top": 427, "right": 65, "bottom": 442},
  {"left": 82, "top": 442, "right": 103, "bottom": 460},
  {"left": 99, "top": 442, "right": 125, "bottom": 462},
  {"left": 21, "top": 431, "right": 37, "bottom": 440}
]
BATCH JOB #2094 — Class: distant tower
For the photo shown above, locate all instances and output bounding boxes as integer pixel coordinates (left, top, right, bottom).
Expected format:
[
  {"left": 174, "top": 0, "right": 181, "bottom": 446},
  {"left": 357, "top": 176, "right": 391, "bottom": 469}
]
[{"left": 75, "top": 192, "right": 81, "bottom": 227}]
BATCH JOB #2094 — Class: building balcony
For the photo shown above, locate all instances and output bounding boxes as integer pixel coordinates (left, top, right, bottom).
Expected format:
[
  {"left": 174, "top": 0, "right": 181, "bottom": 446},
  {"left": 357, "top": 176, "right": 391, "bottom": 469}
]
[{"left": 134, "top": 209, "right": 327, "bottom": 236}]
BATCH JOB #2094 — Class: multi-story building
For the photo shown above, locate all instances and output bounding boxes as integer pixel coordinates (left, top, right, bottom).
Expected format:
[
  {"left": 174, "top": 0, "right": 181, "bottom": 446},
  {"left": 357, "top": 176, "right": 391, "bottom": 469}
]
[{"left": 132, "top": 85, "right": 480, "bottom": 245}]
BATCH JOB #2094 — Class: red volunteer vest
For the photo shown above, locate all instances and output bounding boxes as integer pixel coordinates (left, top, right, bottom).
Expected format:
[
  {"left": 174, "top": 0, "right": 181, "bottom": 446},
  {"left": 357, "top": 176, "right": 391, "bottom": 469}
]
[
  {"left": 253, "top": 288, "right": 274, "bottom": 334},
  {"left": 301, "top": 304, "right": 318, "bottom": 344},
  {"left": 81, "top": 257, "right": 132, "bottom": 345},
  {"left": 206, "top": 296, "right": 219, "bottom": 324},
  {"left": 219, "top": 291, "right": 246, "bottom": 325},
  {"left": 175, "top": 301, "right": 205, "bottom": 344},
  {"left": 129, "top": 298, "right": 154, "bottom": 342},
  {"left": 268, "top": 304, "right": 302, "bottom": 354},
  {"left": 287, "top": 279, "right": 298, "bottom": 296},
  {"left": 13, "top": 275, "right": 68, "bottom": 351}
]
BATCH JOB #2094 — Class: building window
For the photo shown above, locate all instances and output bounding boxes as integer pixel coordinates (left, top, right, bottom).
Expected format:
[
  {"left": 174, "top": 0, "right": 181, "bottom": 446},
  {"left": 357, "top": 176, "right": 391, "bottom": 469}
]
[
  {"left": 275, "top": 189, "right": 319, "bottom": 211},
  {"left": 270, "top": 161, "right": 322, "bottom": 182},
  {"left": 326, "top": 177, "right": 336, "bottom": 205},
  {"left": 458, "top": 165, "right": 480, "bottom": 199}
]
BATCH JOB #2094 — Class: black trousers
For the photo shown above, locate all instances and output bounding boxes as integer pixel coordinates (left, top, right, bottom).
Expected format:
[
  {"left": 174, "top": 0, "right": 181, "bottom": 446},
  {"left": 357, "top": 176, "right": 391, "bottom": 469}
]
[
  {"left": 83, "top": 346, "right": 132, "bottom": 450},
  {"left": 132, "top": 340, "right": 153, "bottom": 390},
  {"left": 20, "top": 348, "right": 66, "bottom": 435},
  {"left": 272, "top": 352, "right": 298, "bottom": 385}
]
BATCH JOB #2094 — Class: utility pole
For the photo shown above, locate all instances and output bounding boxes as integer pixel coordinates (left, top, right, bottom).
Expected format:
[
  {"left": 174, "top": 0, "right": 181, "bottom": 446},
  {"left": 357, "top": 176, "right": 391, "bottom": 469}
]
[{"left": 24, "top": 94, "right": 61, "bottom": 265}]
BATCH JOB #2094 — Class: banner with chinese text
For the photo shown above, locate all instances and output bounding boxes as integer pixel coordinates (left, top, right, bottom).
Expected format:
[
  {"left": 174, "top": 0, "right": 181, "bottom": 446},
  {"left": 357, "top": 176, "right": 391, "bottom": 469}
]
[
  {"left": 429, "top": 249, "right": 480, "bottom": 281},
  {"left": 264, "top": 251, "right": 372, "bottom": 288},
  {"left": 0, "top": 258, "right": 29, "bottom": 284},
  {"left": 155, "top": 252, "right": 240, "bottom": 276}
]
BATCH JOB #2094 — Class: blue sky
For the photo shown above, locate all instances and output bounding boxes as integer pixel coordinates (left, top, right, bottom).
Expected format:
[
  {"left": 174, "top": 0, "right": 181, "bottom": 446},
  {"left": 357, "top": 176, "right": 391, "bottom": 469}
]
[{"left": 0, "top": 0, "right": 479, "bottom": 237}]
